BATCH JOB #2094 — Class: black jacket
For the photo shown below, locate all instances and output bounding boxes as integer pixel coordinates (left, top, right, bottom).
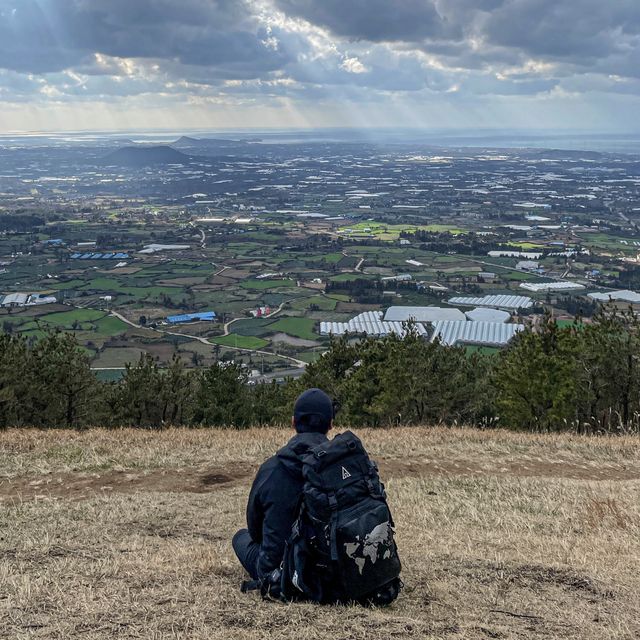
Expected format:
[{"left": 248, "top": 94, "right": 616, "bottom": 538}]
[{"left": 246, "top": 431, "right": 328, "bottom": 577}]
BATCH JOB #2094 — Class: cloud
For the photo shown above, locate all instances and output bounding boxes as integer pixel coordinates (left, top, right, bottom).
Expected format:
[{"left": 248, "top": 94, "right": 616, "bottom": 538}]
[
  {"left": 0, "top": 0, "right": 638, "bottom": 130},
  {"left": 274, "top": 0, "right": 640, "bottom": 84},
  {"left": 273, "top": 0, "right": 461, "bottom": 42},
  {"left": 340, "top": 57, "right": 369, "bottom": 74},
  {"left": 0, "top": 0, "right": 289, "bottom": 75}
]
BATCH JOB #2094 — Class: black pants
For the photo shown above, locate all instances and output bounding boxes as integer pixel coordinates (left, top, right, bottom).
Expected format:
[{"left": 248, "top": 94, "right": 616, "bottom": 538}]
[{"left": 232, "top": 529, "right": 260, "bottom": 580}]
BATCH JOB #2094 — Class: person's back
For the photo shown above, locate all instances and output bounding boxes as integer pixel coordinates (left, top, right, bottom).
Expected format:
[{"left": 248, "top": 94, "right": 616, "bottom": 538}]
[
  {"left": 232, "top": 388, "right": 333, "bottom": 581},
  {"left": 233, "top": 388, "right": 402, "bottom": 605}
]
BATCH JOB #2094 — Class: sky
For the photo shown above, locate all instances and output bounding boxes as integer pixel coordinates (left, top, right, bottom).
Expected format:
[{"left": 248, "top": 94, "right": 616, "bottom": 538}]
[{"left": 0, "top": 0, "right": 639, "bottom": 133}]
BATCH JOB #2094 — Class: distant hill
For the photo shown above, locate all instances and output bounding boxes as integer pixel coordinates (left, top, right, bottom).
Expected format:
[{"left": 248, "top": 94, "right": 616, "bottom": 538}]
[
  {"left": 172, "top": 136, "right": 259, "bottom": 150},
  {"left": 527, "top": 148, "right": 604, "bottom": 161},
  {"left": 103, "top": 145, "right": 190, "bottom": 166},
  {"left": 174, "top": 136, "right": 203, "bottom": 146}
]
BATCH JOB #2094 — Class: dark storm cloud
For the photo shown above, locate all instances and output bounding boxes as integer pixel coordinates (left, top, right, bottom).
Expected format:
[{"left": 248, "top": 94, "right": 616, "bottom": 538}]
[
  {"left": 0, "top": 0, "right": 289, "bottom": 75},
  {"left": 274, "top": 0, "right": 462, "bottom": 42},
  {"left": 481, "top": 0, "right": 640, "bottom": 62},
  {"left": 276, "top": 0, "right": 640, "bottom": 80}
]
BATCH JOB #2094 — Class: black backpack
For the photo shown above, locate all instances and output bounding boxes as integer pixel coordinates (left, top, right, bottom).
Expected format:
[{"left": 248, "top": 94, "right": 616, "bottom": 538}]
[{"left": 258, "top": 431, "right": 402, "bottom": 605}]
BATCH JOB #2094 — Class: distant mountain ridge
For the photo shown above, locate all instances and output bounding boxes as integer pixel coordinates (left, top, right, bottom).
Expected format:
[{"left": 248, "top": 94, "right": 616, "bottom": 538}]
[
  {"left": 173, "top": 135, "right": 256, "bottom": 147},
  {"left": 103, "top": 145, "right": 190, "bottom": 166}
]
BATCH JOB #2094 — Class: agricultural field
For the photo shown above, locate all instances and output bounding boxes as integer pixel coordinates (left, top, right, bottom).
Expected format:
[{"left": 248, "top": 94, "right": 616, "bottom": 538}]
[
  {"left": 1, "top": 426, "right": 639, "bottom": 639},
  {"left": 3, "top": 139, "right": 639, "bottom": 375},
  {"left": 211, "top": 334, "right": 270, "bottom": 350}
]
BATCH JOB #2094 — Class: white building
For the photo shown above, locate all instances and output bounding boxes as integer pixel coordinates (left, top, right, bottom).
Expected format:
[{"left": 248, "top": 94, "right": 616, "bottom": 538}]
[
  {"left": 1, "top": 293, "right": 29, "bottom": 307},
  {"left": 465, "top": 308, "right": 511, "bottom": 323},
  {"left": 448, "top": 295, "right": 533, "bottom": 311},
  {"left": 516, "top": 260, "right": 540, "bottom": 271},
  {"left": 381, "top": 274, "right": 413, "bottom": 282},
  {"left": 384, "top": 306, "right": 466, "bottom": 323},
  {"left": 431, "top": 321, "right": 524, "bottom": 347},
  {"left": 520, "top": 282, "right": 585, "bottom": 292},
  {"left": 588, "top": 290, "right": 640, "bottom": 304},
  {"left": 320, "top": 311, "right": 429, "bottom": 337}
]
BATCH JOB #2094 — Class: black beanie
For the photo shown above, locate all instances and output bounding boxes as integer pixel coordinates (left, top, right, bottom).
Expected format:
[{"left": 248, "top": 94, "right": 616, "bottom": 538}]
[{"left": 293, "top": 388, "right": 333, "bottom": 433}]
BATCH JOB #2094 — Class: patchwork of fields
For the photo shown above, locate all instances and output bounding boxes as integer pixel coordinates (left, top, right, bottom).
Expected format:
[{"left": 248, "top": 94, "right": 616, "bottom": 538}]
[{"left": 0, "top": 200, "right": 622, "bottom": 375}]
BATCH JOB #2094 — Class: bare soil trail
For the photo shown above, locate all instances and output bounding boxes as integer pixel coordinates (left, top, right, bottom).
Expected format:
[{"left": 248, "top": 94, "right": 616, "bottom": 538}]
[{"left": 2, "top": 453, "right": 638, "bottom": 504}]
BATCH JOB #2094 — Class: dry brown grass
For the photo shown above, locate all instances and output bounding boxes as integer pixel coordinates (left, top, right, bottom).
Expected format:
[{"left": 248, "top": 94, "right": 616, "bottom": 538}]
[{"left": 1, "top": 426, "right": 639, "bottom": 639}]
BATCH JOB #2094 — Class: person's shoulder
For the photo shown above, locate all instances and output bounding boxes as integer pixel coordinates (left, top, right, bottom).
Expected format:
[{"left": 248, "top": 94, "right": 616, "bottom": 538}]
[{"left": 252, "top": 453, "right": 284, "bottom": 488}]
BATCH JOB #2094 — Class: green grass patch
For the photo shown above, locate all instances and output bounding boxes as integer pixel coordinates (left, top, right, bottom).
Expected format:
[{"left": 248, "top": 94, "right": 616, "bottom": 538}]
[
  {"left": 240, "top": 279, "right": 296, "bottom": 290},
  {"left": 465, "top": 346, "right": 501, "bottom": 356},
  {"left": 15, "top": 321, "right": 39, "bottom": 332},
  {"left": 290, "top": 296, "right": 337, "bottom": 311},
  {"left": 19, "top": 329, "right": 48, "bottom": 340},
  {"left": 38, "top": 309, "right": 106, "bottom": 326},
  {"left": 330, "top": 273, "right": 376, "bottom": 282},
  {"left": 336, "top": 221, "right": 466, "bottom": 241},
  {"left": 94, "top": 370, "right": 126, "bottom": 382},
  {"left": 211, "top": 334, "right": 269, "bottom": 349},
  {"left": 93, "top": 316, "right": 129, "bottom": 336},
  {"left": 50, "top": 279, "right": 87, "bottom": 291},
  {"left": 296, "top": 350, "right": 323, "bottom": 363},
  {"left": 267, "top": 317, "right": 317, "bottom": 341},
  {"left": 555, "top": 319, "right": 585, "bottom": 329},
  {"left": 231, "top": 318, "right": 278, "bottom": 337},
  {"left": 503, "top": 270, "right": 539, "bottom": 281},
  {"left": 506, "top": 242, "right": 545, "bottom": 250},
  {"left": 322, "top": 252, "right": 344, "bottom": 264}
]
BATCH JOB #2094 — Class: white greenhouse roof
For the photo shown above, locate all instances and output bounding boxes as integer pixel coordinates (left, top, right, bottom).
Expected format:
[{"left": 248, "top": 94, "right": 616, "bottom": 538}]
[
  {"left": 448, "top": 294, "right": 533, "bottom": 310},
  {"left": 465, "top": 308, "right": 511, "bottom": 323},
  {"left": 1, "top": 293, "right": 29, "bottom": 305},
  {"left": 320, "top": 311, "right": 428, "bottom": 338},
  {"left": 383, "top": 306, "right": 466, "bottom": 323},
  {"left": 431, "top": 321, "right": 523, "bottom": 347},
  {"left": 520, "top": 282, "right": 585, "bottom": 292},
  {"left": 588, "top": 290, "right": 640, "bottom": 304}
]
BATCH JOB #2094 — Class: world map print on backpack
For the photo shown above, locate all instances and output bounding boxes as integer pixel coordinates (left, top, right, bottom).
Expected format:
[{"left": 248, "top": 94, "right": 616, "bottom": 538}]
[{"left": 268, "top": 431, "right": 402, "bottom": 605}]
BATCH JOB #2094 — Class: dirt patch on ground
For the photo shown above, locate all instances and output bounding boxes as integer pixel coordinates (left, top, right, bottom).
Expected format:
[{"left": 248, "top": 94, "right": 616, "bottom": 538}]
[
  {"left": 270, "top": 332, "right": 317, "bottom": 347},
  {"left": 2, "top": 456, "right": 638, "bottom": 504},
  {"left": 379, "top": 457, "right": 640, "bottom": 482},
  {"left": 0, "top": 462, "right": 256, "bottom": 503}
]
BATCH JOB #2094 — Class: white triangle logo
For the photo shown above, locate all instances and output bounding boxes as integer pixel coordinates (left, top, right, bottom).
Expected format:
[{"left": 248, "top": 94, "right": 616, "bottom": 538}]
[{"left": 341, "top": 466, "right": 351, "bottom": 480}]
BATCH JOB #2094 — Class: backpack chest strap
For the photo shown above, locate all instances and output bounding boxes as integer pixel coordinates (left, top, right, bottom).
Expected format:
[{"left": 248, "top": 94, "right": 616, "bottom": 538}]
[{"left": 328, "top": 493, "right": 339, "bottom": 562}]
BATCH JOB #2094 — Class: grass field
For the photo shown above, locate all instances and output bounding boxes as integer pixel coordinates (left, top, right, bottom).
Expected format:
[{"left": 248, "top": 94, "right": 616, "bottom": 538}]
[
  {"left": 267, "top": 316, "right": 317, "bottom": 341},
  {"left": 211, "top": 334, "right": 269, "bottom": 349},
  {"left": 38, "top": 308, "right": 105, "bottom": 326},
  {"left": 290, "top": 296, "right": 337, "bottom": 312},
  {"left": 1, "top": 427, "right": 639, "bottom": 640},
  {"left": 3, "top": 308, "right": 130, "bottom": 340},
  {"left": 338, "top": 222, "right": 466, "bottom": 241},
  {"left": 240, "top": 279, "right": 296, "bottom": 290}
]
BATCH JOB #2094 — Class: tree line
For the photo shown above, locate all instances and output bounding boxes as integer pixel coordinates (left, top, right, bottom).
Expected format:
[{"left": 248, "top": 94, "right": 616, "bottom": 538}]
[{"left": 1, "top": 309, "right": 639, "bottom": 433}]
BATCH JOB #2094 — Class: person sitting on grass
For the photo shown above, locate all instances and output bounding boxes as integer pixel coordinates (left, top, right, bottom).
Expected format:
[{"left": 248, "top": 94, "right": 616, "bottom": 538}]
[
  {"left": 232, "top": 388, "right": 333, "bottom": 582},
  {"left": 233, "top": 388, "right": 402, "bottom": 605}
]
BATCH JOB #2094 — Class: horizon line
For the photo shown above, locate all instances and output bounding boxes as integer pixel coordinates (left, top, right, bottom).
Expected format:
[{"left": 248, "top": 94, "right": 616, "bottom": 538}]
[{"left": 2, "top": 126, "right": 640, "bottom": 137}]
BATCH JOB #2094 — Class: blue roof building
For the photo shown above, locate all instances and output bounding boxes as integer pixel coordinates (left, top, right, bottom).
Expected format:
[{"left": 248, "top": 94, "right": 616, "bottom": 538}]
[
  {"left": 166, "top": 311, "right": 217, "bottom": 324},
  {"left": 70, "top": 252, "right": 130, "bottom": 260}
]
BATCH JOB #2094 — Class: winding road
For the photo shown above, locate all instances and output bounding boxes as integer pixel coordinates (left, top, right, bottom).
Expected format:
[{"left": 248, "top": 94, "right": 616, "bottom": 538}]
[{"left": 109, "top": 310, "right": 308, "bottom": 368}]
